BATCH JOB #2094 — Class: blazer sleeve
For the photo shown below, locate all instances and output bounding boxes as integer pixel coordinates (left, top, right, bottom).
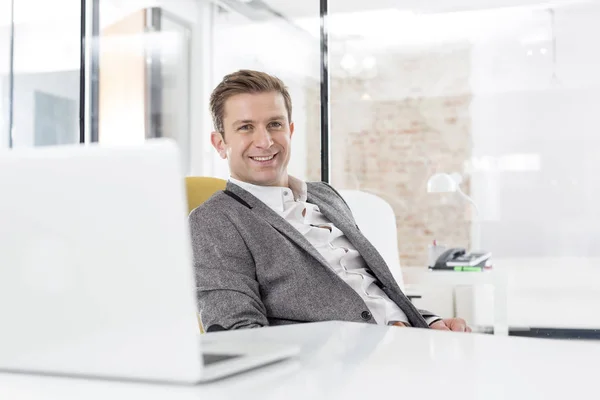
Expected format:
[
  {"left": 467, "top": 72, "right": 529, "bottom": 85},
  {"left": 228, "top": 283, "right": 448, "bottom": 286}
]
[{"left": 189, "top": 207, "right": 269, "bottom": 331}]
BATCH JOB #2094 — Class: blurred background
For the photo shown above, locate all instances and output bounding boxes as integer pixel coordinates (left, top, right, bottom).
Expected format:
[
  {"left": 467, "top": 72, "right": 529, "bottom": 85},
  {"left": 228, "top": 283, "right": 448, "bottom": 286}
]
[{"left": 2, "top": 0, "right": 600, "bottom": 336}]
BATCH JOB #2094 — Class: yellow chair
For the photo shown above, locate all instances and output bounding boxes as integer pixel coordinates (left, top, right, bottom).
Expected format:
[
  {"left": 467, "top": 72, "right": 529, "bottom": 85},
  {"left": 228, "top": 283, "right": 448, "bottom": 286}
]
[
  {"left": 185, "top": 176, "right": 227, "bottom": 214},
  {"left": 185, "top": 176, "right": 227, "bottom": 333}
]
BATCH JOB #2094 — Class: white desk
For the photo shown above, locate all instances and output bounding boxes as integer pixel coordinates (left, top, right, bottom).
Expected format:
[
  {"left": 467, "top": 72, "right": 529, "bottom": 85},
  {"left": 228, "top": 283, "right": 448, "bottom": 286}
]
[
  {"left": 405, "top": 258, "right": 600, "bottom": 331},
  {"left": 2, "top": 321, "right": 599, "bottom": 400},
  {"left": 494, "top": 257, "right": 600, "bottom": 329},
  {"left": 403, "top": 267, "right": 508, "bottom": 335}
]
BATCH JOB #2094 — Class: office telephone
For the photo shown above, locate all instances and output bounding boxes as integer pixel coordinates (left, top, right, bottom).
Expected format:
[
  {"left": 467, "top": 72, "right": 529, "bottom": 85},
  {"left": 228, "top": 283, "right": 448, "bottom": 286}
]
[{"left": 433, "top": 248, "right": 491, "bottom": 270}]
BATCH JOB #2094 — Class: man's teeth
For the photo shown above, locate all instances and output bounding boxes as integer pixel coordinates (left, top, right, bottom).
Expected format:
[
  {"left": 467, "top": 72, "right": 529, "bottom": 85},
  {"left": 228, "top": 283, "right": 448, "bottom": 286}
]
[{"left": 252, "top": 155, "right": 274, "bottom": 161}]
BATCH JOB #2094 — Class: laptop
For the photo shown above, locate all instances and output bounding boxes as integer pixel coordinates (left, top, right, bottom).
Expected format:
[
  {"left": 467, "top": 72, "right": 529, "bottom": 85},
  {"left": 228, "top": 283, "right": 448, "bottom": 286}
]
[{"left": 0, "top": 139, "right": 299, "bottom": 383}]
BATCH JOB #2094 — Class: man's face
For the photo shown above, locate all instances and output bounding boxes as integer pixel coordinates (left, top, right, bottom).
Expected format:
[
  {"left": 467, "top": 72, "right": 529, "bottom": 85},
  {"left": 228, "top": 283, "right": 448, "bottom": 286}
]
[{"left": 211, "top": 91, "right": 294, "bottom": 187}]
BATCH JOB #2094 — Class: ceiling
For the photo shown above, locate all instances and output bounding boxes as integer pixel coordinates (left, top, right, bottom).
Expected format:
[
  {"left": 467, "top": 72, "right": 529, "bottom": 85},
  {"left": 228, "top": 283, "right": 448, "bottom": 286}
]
[
  {"left": 1, "top": 0, "right": 594, "bottom": 28},
  {"left": 2, "top": 0, "right": 597, "bottom": 75},
  {"left": 260, "top": 0, "right": 594, "bottom": 17},
  {"left": 217, "top": 0, "right": 596, "bottom": 46}
]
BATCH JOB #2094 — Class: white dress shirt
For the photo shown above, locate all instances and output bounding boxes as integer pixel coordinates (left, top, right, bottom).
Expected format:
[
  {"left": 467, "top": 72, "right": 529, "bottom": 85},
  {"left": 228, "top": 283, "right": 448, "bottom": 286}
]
[{"left": 229, "top": 176, "right": 412, "bottom": 326}]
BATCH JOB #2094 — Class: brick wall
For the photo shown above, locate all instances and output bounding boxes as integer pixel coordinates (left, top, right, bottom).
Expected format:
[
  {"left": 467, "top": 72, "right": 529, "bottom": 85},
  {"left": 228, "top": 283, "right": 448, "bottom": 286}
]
[{"left": 305, "top": 48, "right": 473, "bottom": 267}]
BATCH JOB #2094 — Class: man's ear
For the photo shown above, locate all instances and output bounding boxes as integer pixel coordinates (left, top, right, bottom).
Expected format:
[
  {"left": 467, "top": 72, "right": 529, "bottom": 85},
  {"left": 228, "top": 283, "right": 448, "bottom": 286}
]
[
  {"left": 289, "top": 122, "right": 295, "bottom": 138},
  {"left": 210, "top": 131, "right": 227, "bottom": 159}
]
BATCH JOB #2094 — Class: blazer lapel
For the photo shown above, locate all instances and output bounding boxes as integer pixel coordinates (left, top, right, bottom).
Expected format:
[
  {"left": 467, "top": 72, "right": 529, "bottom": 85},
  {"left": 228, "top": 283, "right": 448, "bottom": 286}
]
[
  {"left": 308, "top": 187, "right": 429, "bottom": 328},
  {"left": 225, "top": 183, "right": 333, "bottom": 272}
]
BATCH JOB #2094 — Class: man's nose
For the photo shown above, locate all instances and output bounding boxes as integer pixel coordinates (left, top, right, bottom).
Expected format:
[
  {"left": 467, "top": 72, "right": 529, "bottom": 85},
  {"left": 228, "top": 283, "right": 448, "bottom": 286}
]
[{"left": 253, "top": 127, "right": 274, "bottom": 148}]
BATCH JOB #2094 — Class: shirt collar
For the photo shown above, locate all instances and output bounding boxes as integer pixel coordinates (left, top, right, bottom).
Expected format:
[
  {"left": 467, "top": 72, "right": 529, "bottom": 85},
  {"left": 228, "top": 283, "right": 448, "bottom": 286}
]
[{"left": 228, "top": 175, "right": 307, "bottom": 213}]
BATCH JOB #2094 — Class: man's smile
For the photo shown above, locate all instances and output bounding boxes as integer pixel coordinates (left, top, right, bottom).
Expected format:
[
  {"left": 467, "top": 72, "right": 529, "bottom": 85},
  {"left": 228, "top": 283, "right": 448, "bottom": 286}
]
[{"left": 249, "top": 153, "right": 278, "bottom": 164}]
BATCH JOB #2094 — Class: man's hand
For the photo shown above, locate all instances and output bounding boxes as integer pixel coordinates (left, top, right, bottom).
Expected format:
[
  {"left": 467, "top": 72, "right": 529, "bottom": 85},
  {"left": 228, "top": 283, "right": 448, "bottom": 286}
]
[{"left": 429, "top": 318, "right": 472, "bottom": 332}]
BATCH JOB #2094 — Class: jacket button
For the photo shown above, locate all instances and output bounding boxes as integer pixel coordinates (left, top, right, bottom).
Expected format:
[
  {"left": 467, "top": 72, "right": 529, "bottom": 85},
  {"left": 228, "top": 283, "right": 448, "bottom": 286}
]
[{"left": 361, "top": 311, "right": 372, "bottom": 321}]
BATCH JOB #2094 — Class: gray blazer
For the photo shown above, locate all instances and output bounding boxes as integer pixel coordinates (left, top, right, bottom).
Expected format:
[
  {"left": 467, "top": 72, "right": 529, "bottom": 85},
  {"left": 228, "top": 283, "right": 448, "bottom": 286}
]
[{"left": 189, "top": 181, "right": 436, "bottom": 331}]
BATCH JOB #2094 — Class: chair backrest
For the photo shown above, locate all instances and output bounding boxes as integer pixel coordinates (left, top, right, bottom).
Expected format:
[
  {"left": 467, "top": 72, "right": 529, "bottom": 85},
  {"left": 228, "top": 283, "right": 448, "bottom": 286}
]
[
  {"left": 185, "top": 176, "right": 227, "bottom": 213},
  {"left": 337, "top": 189, "right": 405, "bottom": 290}
]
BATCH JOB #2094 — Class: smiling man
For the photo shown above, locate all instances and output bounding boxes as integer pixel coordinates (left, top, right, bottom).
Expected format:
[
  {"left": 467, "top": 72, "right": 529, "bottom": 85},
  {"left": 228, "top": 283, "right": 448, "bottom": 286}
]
[{"left": 190, "top": 69, "right": 470, "bottom": 333}]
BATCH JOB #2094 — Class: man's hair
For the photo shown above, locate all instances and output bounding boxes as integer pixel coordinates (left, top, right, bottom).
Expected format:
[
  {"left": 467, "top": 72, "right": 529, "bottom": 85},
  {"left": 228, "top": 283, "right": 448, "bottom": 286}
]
[{"left": 209, "top": 69, "right": 293, "bottom": 135}]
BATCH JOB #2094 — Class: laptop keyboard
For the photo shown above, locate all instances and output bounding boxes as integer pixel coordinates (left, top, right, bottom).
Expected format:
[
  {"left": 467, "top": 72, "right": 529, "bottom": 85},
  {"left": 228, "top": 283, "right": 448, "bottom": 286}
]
[{"left": 202, "top": 353, "right": 241, "bottom": 366}]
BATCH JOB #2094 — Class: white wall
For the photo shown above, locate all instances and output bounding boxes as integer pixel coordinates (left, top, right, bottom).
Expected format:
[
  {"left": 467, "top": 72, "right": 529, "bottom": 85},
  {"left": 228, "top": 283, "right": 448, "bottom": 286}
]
[
  {"left": 470, "top": 3, "right": 600, "bottom": 257},
  {"left": 0, "top": 10, "right": 80, "bottom": 75}
]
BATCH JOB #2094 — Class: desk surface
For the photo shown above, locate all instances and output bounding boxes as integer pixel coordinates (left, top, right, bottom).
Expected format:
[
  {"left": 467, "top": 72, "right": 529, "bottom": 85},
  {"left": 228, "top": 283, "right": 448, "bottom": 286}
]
[
  {"left": 403, "top": 266, "right": 498, "bottom": 285},
  {"left": 2, "top": 321, "right": 598, "bottom": 400},
  {"left": 403, "top": 259, "right": 600, "bottom": 329},
  {"left": 404, "top": 257, "right": 600, "bottom": 287}
]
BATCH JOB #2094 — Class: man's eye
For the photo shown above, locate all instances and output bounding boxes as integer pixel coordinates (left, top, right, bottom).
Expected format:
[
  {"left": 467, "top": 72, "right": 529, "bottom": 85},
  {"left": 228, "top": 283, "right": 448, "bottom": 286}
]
[
  {"left": 269, "top": 122, "right": 283, "bottom": 128},
  {"left": 238, "top": 125, "right": 252, "bottom": 131}
]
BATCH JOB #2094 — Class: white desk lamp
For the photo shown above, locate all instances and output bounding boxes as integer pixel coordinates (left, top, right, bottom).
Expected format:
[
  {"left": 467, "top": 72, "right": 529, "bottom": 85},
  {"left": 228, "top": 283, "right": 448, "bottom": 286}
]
[
  {"left": 427, "top": 173, "right": 479, "bottom": 215},
  {"left": 427, "top": 172, "right": 480, "bottom": 251}
]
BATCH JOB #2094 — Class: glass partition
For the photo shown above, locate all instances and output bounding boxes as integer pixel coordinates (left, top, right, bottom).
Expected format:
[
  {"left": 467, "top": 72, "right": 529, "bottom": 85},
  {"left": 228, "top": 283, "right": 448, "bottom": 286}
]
[
  {"left": 326, "top": 0, "right": 600, "bottom": 336},
  {"left": 96, "top": 2, "right": 192, "bottom": 170},
  {"left": 4, "top": 0, "right": 81, "bottom": 149}
]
